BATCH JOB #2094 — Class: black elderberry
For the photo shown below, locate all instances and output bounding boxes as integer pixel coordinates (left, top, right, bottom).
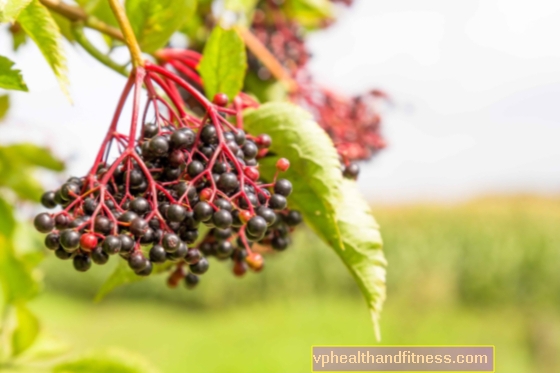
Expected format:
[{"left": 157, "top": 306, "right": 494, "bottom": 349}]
[
  {"left": 193, "top": 201, "right": 213, "bottom": 222},
  {"left": 149, "top": 135, "right": 170, "bottom": 156},
  {"left": 200, "top": 125, "right": 218, "bottom": 145},
  {"left": 60, "top": 229, "right": 80, "bottom": 251},
  {"left": 272, "top": 236, "right": 289, "bottom": 251},
  {"left": 343, "top": 163, "right": 360, "bottom": 179},
  {"left": 34, "top": 213, "right": 54, "bottom": 233},
  {"left": 171, "top": 128, "right": 195, "bottom": 149},
  {"left": 143, "top": 122, "right": 158, "bottom": 138},
  {"left": 199, "top": 242, "right": 215, "bottom": 256},
  {"left": 187, "top": 160, "right": 204, "bottom": 177},
  {"left": 179, "top": 228, "right": 198, "bottom": 244},
  {"left": 231, "top": 210, "right": 243, "bottom": 228},
  {"left": 53, "top": 190, "right": 65, "bottom": 205},
  {"left": 274, "top": 179, "right": 293, "bottom": 197},
  {"left": 258, "top": 189, "right": 271, "bottom": 204},
  {"left": 41, "top": 191, "right": 57, "bottom": 209},
  {"left": 83, "top": 198, "right": 98, "bottom": 215},
  {"left": 285, "top": 210, "right": 303, "bottom": 226},
  {"left": 60, "top": 182, "right": 81, "bottom": 201},
  {"left": 213, "top": 228, "right": 232, "bottom": 241},
  {"left": 256, "top": 206, "right": 276, "bottom": 226},
  {"left": 247, "top": 216, "right": 267, "bottom": 237},
  {"left": 91, "top": 247, "right": 109, "bottom": 265},
  {"left": 130, "top": 197, "right": 150, "bottom": 215},
  {"left": 130, "top": 217, "right": 149, "bottom": 237},
  {"left": 214, "top": 198, "right": 233, "bottom": 211},
  {"left": 139, "top": 228, "right": 156, "bottom": 244},
  {"left": 185, "top": 273, "right": 199, "bottom": 289},
  {"left": 128, "top": 252, "right": 148, "bottom": 271},
  {"left": 73, "top": 254, "right": 92, "bottom": 272},
  {"left": 167, "top": 204, "right": 187, "bottom": 222},
  {"left": 199, "top": 145, "right": 214, "bottom": 158},
  {"left": 217, "top": 172, "right": 239, "bottom": 193},
  {"left": 102, "top": 235, "right": 122, "bottom": 255},
  {"left": 167, "top": 242, "right": 188, "bottom": 261},
  {"left": 44, "top": 232, "right": 60, "bottom": 250},
  {"left": 212, "top": 210, "right": 232, "bottom": 229},
  {"left": 119, "top": 211, "right": 139, "bottom": 224},
  {"left": 55, "top": 247, "right": 73, "bottom": 260},
  {"left": 55, "top": 214, "right": 70, "bottom": 230},
  {"left": 149, "top": 244, "right": 167, "bottom": 263},
  {"left": 239, "top": 193, "right": 258, "bottom": 209},
  {"left": 164, "top": 166, "right": 181, "bottom": 180},
  {"left": 185, "top": 248, "right": 202, "bottom": 264},
  {"left": 119, "top": 234, "right": 135, "bottom": 257},
  {"left": 234, "top": 130, "right": 246, "bottom": 146},
  {"left": 136, "top": 261, "right": 153, "bottom": 276},
  {"left": 189, "top": 257, "right": 209, "bottom": 275},
  {"left": 269, "top": 194, "right": 287, "bottom": 210},
  {"left": 215, "top": 241, "right": 234, "bottom": 259},
  {"left": 242, "top": 141, "right": 258, "bottom": 159},
  {"left": 94, "top": 215, "right": 112, "bottom": 235},
  {"left": 69, "top": 216, "right": 88, "bottom": 230},
  {"left": 162, "top": 233, "right": 181, "bottom": 253}
]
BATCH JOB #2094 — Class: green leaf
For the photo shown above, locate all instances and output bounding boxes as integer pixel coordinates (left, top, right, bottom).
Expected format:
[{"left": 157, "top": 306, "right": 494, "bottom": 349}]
[
  {"left": 284, "top": 0, "right": 333, "bottom": 28},
  {"left": 0, "top": 95, "right": 9, "bottom": 121},
  {"left": 0, "top": 0, "right": 32, "bottom": 22},
  {"left": 0, "top": 236, "right": 40, "bottom": 303},
  {"left": 0, "top": 55, "right": 28, "bottom": 92},
  {"left": 125, "top": 0, "right": 197, "bottom": 53},
  {"left": 0, "top": 197, "right": 16, "bottom": 239},
  {"left": 49, "top": 11, "right": 76, "bottom": 43},
  {"left": 53, "top": 349, "right": 160, "bottom": 373},
  {"left": 198, "top": 26, "right": 247, "bottom": 100},
  {"left": 18, "top": 0, "right": 69, "bottom": 99},
  {"left": 11, "top": 303, "right": 39, "bottom": 357},
  {"left": 244, "top": 102, "right": 387, "bottom": 338},
  {"left": 2, "top": 144, "right": 64, "bottom": 171}
]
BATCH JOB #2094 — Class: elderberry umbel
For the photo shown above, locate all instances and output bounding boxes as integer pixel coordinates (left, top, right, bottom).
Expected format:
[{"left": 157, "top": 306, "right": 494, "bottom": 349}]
[{"left": 34, "top": 63, "right": 302, "bottom": 290}]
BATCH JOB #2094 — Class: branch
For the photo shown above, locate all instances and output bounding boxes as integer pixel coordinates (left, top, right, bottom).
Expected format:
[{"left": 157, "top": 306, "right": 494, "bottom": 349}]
[
  {"left": 235, "top": 25, "right": 297, "bottom": 93},
  {"left": 39, "top": 0, "right": 124, "bottom": 41},
  {"left": 108, "top": 0, "right": 144, "bottom": 67}
]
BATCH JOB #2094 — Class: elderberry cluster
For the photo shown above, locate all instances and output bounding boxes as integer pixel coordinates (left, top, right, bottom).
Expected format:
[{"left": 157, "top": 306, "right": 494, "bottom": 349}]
[{"left": 33, "top": 66, "right": 303, "bottom": 290}]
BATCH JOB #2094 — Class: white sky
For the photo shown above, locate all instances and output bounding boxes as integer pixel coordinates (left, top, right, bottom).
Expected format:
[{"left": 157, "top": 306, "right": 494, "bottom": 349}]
[{"left": 2, "top": 0, "right": 560, "bottom": 203}]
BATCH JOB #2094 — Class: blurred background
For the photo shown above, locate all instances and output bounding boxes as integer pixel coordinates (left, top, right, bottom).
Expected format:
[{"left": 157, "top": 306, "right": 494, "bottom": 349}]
[{"left": 2, "top": 0, "right": 560, "bottom": 372}]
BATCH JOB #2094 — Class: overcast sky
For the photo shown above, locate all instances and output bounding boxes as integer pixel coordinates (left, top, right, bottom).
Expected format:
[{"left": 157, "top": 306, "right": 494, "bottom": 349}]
[{"left": 2, "top": 0, "right": 560, "bottom": 204}]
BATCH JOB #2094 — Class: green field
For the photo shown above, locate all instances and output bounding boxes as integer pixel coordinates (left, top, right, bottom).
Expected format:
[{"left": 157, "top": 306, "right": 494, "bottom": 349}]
[{"left": 31, "top": 196, "right": 560, "bottom": 372}]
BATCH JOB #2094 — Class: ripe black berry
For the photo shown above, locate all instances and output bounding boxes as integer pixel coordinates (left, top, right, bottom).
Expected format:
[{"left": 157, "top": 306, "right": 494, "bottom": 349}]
[
  {"left": 44, "top": 232, "right": 60, "bottom": 250},
  {"left": 94, "top": 215, "right": 112, "bottom": 235},
  {"left": 130, "top": 217, "right": 149, "bottom": 237},
  {"left": 73, "top": 254, "right": 92, "bottom": 272},
  {"left": 60, "top": 229, "right": 80, "bottom": 252},
  {"left": 149, "top": 244, "right": 167, "bottom": 263},
  {"left": 213, "top": 228, "right": 232, "bottom": 241},
  {"left": 162, "top": 233, "right": 181, "bottom": 253},
  {"left": 274, "top": 179, "right": 293, "bottom": 197},
  {"left": 217, "top": 172, "right": 239, "bottom": 193},
  {"left": 55, "top": 214, "right": 70, "bottom": 230},
  {"left": 143, "top": 122, "right": 158, "bottom": 138},
  {"left": 189, "top": 257, "right": 209, "bottom": 275},
  {"left": 242, "top": 141, "right": 258, "bottom": 159},
  {"left": 185, "top": 273, "right": 199, "bottom": 289},
  {"left": 102, "top": 235, "right": 122, "bottom": 255},
  {"left": 167, "top": 204, "right": 187, "bottom": 222},
  {"left": 343, "top": 163, "right": 360, "bottom": 179},
  {"left": 136, "top": 261, "right": 153, "bottom": 276},
  {"left": 91, "top": 247, "right": 109, "bottom": 264},
  {"left": 185, "top": 248, "right": 202, "bottom": 264},
  {"left": 285, "top": 210, "right": 303, "bottom": 226},
  {"left": 234, "top": 130, "right": 246, "bottom": 146},
  {"left": 128, "top": 252, "right": 148, "bottom": 271},
  {"left": 119, "top": 234, "right": 135, "bottom": 257},
  {"left": 149, "top": 135, "right": 170, "bottom": 156},
  {"left": 212, "top": 209, "right": 232, "bottom": 229},
  {"left": 247, "top": 216, "right": 267, "bottom": 237},
  {"left": 171, "top": 128, "right": 195, "bottom": 149},
  {"left": 167, "top": 242, "right": 188, "bottom": 261},
  {"left": 200, "top": 125, "right": 218, "bottom": 145},
  {"left": 216, "top": 241, "right": 234, "bottom": 259},
  {"left": 269, "top": 194, "right": 287, "bottom": 210},
  {"left": 55, "top": 247, "right": 73, "bottom": 260},
  {"left": 34, "top": 213, "right": 54, "bottom": 233},
  {"left": 83, "top": 198, "right": 98, "bottom": 215},
  {"left": 130, "top": 197, "right": 150, "bottom": 215},
  {"left": 119, "top": 211, "right": 139, "bottom": 224},
  {"left": 256, "top": 206, "right": 276, "bottom": 226},
  {"left": 41, "top": 191, "right": 57, "bottom": 209},
  {"left": 272, "top": 236, "right": 289, "bottom": 251},
  {"left": 187, "top": 160, "right": 204, "bottom": 177},
  {"left": 60, "top": 182, "right": 80, "bottom": 201},
  {"left": 179, "top": 228, "right": 198, "bottom": 244},
  {"left": 193, "top": 202, "right": 213, "bottom": 222}
]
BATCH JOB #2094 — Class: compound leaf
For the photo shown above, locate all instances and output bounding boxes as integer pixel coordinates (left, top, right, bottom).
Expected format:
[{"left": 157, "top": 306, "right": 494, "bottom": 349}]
[
  {"left": 126, "top": 0, "right": 197, "bottom": 53},
  {"left": 244, "top": 102, "right": 387, "bottom": 338},
  {"left": 198, "top": 26, "right": 247, "bottom": 100},
  {"left": 0, "top": 0, "right": 32, "bottom": 23},
  {"left": 0, "top": 55, "right": 28, "bottom": 92},
  {"left": 18, "top": 0, "right": 69, "bottom": 99}
]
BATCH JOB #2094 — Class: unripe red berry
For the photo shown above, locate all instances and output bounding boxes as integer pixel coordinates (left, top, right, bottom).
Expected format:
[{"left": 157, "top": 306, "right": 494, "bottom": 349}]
[
  {"left": 80, "top": 233, "right": 98, "bottom": 251},
  {"left": 239, "top": 210, "right": 252, "bottom": 224},
  {"left": 276, "top": 158, "right": 290, "bottom": 172},
  {"left": 233, "top": 260, "right": 248, "bottom": 277},
  {"left": 256, "top": 134, "right": 272, "bottom": 148},
  {"left": 244, "top": 166, "right": 259, "bottom": 181},
  {"left": 213, "top": 93, "right": 229, "bottom": 107},
  {"left": 246, "top": 252, "right": 264, "bottom": 272},
  {"left": 200, "top": 188, "right": 212, "bottom": 201},
  {"left": 167, "top": 266, "right": 186, "bottom": 288}
]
